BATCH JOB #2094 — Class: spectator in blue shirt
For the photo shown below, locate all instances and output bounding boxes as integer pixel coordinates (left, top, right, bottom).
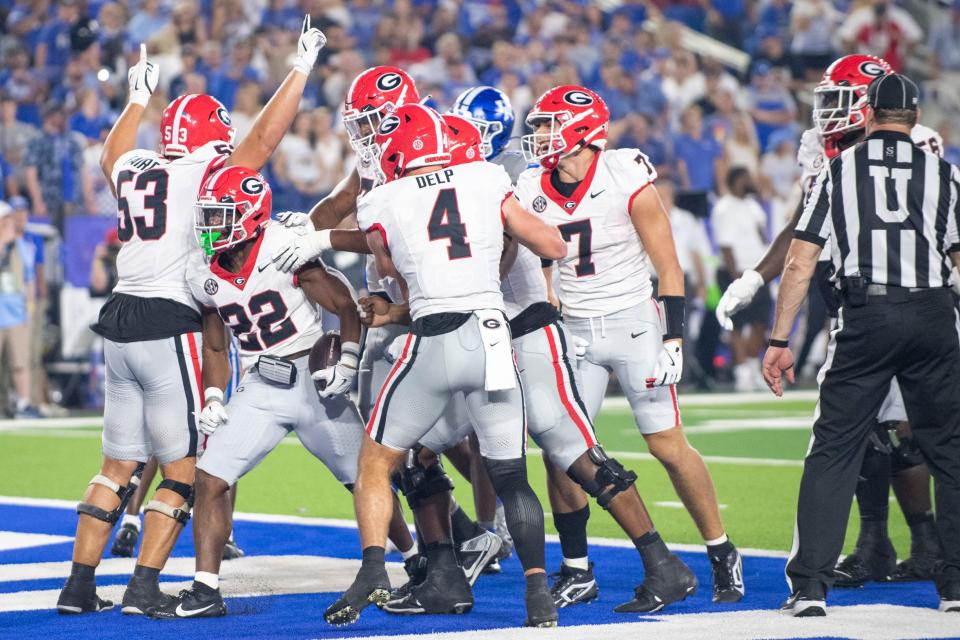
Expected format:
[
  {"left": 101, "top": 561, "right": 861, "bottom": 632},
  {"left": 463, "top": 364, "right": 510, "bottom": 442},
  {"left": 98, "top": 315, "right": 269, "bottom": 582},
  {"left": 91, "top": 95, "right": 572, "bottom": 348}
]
[
  {"left": 673, "top": 104, "right": 728, "bottom": 195},
  {"left": 746, "top": 62, "right": 797, "bottom": 152},
  {"left": 35, "top": 0, "right": 82, "bottom": 79},
  {"left": 616, "top": 112, "right": 673, "bottom": 180},
  {"left": 0, "top": 201, "right": 39, "bottom": 418},
  {"left": 68, "top": 89, "right": 111, "bottom": 142},
  {"left": 208, "top": 40, "right": 262, "bottom": 110},
  {"left": 127, "top": 0, "right": 168, "bottom": 48}
]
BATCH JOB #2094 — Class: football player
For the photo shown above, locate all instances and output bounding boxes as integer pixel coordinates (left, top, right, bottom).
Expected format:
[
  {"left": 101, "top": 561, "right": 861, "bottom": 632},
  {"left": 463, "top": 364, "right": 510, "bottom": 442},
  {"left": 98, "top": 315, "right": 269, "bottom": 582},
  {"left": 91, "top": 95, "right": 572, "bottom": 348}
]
[
  {"left": 324, "top": 104, "right": 566, "bottom": 628},
  {"left": 56, "top": 20, "right": 327, "bottom": 616},
  {"left": 715, "top": 54, "right": 943, "bottom": 586},
  {"left": 518, "top": 85, "right": 744, "bottom": 606},
  {"left": 147, "top": 166, "right": 370, "bottom": 618},
  {"left": 271, "top": 67, "right": 502, "bottom": 585}
]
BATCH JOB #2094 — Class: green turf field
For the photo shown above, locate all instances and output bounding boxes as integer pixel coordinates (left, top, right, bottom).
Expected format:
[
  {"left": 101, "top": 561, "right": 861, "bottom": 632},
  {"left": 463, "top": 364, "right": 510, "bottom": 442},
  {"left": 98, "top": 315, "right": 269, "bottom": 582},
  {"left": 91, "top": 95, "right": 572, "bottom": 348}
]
[{"left": 0, "top": 393, "right": 918, "bottom": 554}]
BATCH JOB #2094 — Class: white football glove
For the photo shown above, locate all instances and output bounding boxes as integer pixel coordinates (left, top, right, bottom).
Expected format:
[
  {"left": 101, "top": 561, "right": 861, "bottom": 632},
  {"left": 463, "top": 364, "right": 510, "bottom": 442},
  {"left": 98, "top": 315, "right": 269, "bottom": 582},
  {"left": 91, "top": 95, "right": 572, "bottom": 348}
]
[
  {"left": 312, "top": 362, "right": 357, "bottom": 398},
  {"left": 292, "top": 15, "right": 327, "bottom": 76},
  {"left": 197, "top": 400, "right": 228, "bottom": 436},
  {"left": 274, "top": 211, "right": 312, "bottom": 228},
  {"left": 127, "top": 44, "right": 159, "bottom": 107},
  {"left": 571, "top": 335, "right": 589, "bottom": 360},
  {"left": 646, "top": 340, "right": 683, "bottom": 388},
  {"left": 271, "top": 228, "right": 332, "bottom": 273},
  {"left": 716, "top": 269, "right": 764, "bottom": 331},
  {"left": 385, "top": 334, "right": 407, "bottom": 364}
]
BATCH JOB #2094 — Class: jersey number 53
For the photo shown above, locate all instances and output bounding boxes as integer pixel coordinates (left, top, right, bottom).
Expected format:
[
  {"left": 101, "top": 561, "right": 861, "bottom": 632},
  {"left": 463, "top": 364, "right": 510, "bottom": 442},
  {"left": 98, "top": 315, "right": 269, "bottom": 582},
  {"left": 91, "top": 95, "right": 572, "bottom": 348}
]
[{"left": 116, "top": 169, "right": 169, "bottom": 241}]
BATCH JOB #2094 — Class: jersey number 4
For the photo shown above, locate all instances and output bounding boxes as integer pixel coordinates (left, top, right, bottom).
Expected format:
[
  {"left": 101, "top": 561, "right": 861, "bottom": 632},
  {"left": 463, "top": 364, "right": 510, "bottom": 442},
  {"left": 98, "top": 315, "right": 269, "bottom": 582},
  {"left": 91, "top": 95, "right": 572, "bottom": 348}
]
[
  {"left": 428, "top": 189, "right": 472, "bottom": 260},
  {"left": 219, "top": 291, "right": 297, "bottom": 352},
  {"left": 116, "top": 169, "right": 168, "bottom": 241},
  {"left": 558, "top": 220, "right": 595, "bottom": 276}
]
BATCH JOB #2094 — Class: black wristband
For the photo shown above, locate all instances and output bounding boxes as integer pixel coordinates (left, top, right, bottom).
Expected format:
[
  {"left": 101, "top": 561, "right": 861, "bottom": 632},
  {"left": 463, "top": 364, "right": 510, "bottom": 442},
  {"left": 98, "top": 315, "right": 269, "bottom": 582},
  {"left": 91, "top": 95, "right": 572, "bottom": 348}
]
[
  {"left": 768, "top": 338, "right": 789, "bottom": 348},
  {"left": 658, "top": 295, "right": 685, "bottom": 340}
]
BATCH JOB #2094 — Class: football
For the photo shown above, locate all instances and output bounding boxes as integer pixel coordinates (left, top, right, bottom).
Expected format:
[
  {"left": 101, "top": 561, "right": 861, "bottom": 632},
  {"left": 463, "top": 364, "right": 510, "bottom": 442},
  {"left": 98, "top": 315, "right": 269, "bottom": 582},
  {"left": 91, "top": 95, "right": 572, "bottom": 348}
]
[{"left": 309, "top": 330, "right": 342, "bottom": 391}]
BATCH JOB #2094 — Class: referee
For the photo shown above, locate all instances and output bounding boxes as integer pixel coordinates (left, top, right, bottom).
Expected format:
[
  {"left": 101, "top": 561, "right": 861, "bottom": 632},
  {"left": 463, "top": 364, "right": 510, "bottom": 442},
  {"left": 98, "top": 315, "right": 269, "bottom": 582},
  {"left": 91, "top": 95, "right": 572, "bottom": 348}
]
[{"left": 762, "top": 73, "right": 960, "bottom": 616}]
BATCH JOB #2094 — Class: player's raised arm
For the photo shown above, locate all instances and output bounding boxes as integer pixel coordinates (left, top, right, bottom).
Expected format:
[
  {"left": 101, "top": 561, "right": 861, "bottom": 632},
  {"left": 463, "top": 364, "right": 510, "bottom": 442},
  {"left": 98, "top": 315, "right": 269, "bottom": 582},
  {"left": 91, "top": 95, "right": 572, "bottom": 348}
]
[
  {"left": 501, "top": 196, "right": 566, "bottom": 261},
  {"left": 227, "top": 16, "right": 325, "bottom": 171},
  {"left": 100, "top": 44, "right": 158, "bottom": 184}
]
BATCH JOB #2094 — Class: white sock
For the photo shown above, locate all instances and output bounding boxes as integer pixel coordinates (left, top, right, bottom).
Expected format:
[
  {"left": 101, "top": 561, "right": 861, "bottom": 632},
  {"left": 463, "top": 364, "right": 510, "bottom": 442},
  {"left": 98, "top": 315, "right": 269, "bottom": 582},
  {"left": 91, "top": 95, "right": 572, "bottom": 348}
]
[
  {"left": 562, "top": 556, "right": 589, "bottom": 571},
  {"left": 478, "top": 520, "right": 495, "bottom": 532},
  {"left": 705, "top": 533, "right": 728, "bottom": 547},
  {"left": 121, "top": 513, "right": 141, "bottom": 530},
  {"left": 195, "top": 571, "right": 219, "bottom": 590},
  {"left": 400, "top": 545, "right": 417, "bottom": 561},
  {"left": 15, "top": 397, "right": 28, "bottom": 411}
]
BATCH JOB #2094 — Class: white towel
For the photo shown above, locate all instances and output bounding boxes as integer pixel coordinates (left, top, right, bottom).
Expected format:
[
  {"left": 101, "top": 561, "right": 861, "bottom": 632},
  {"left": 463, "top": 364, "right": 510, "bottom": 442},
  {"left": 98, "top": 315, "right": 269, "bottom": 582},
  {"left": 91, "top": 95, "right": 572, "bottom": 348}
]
[{"left": 474, "top": 309, "right": 515, "bottom": 391}]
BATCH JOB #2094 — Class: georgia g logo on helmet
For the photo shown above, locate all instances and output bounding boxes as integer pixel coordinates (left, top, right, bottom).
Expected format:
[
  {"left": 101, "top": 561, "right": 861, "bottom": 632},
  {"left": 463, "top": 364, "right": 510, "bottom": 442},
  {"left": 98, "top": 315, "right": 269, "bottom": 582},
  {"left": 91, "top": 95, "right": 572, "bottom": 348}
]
[
  {"left": 376, "top": 72, "right": 402, "bottom": 92},
  {"left": 859, "top": 61, "right": 888, "bottom": 78},
  {"left": 378, "top": 114, "right": 401, "bottom": 135},
  {"left": 240, "top": 176, "right": 264, "bottom": 195},
  {"left": 216, "top": 107, "right": 232, "bottom": 126},
  {"left": 563, "top": 90, "right": 593, "bottom": 106}
]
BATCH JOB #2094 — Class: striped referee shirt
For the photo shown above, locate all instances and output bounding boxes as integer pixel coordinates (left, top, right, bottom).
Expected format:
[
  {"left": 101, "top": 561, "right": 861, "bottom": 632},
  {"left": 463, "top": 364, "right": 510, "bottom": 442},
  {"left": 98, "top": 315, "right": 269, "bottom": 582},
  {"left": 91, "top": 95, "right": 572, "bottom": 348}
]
[{"left": 795, "top": 130, "right": 960, "bottom": 288}]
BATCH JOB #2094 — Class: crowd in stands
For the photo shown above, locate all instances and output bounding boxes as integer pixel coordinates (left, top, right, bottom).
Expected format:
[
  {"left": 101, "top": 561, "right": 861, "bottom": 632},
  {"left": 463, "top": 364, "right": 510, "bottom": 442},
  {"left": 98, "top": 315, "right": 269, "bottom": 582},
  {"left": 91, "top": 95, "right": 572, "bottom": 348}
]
[{"left": 0, "top": 0, "right": 958, "bottom": 409}]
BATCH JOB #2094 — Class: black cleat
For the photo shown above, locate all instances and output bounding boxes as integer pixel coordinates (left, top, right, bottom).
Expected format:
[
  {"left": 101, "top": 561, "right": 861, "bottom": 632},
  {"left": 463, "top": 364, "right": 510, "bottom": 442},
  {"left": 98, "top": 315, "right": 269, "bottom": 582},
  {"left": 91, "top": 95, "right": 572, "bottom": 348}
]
[
  {"left": 56, "top": 577, "right": 113, "bottom": 615},
  {"left": 939, "top": 581, "right": 960, "bottom": 613},
  {"left": 110, "top": 523, "right": 139, "bottom": 558},
  {"left": 781, "top": 583, "right": 826, "bottom": 617},
  {"left": 887, "top": 520, "right": 941, "bottom": 582},
  {"left": 525, "top": 578, "right": 558, "bottom": 627},
  {"left": 614, "top": 555, "right": 698, "bottom": 613},
  {"left": 222, "top": 538, "right": 245, "bottom": 561},
  {"left": 832, "top": 537, "right": 896, "bottom": 588},
  {"left": 147, "top": 583, "right": 227, "bottom": 619},
  {"left": 383, "top": 568, "right": 473, "bottom": 615},
  {"left": 121, "top": 575, "right": 176, "bottom": 615},
  {"left": 550, "top": 562, "right": 599, "bottom": 608},
  {"left": 710, "top": 545, "right": 745, "bottom": 603},
  {"left": 388, "top": 554, "right": 428, "bottom": 601},
  {"left": 458, "top": 530, "right": 501, "bottom": 586},
  {"left": 324, "top": 564, "right": 391, "bottom": 626}
]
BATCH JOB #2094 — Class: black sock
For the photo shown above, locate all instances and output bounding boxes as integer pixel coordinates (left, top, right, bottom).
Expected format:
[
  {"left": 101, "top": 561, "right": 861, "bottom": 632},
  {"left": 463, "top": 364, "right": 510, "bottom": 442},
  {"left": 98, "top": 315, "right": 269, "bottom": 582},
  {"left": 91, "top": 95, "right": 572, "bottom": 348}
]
[
  {"left": 554, "top": 505, "right": 590, "bottom": 561},
  {"left": 633, "top": 530, "right": 670, "bottom": 572},
  {"left": 707, "top": 539, "right": 735, "bottom": 561},
  {"left": 69, "top": 562, "right": 96, "bottom": 584},
  {"left": 525, "top": 571, "right": 548, "bottom": 592},
  {"left": 856, "top": 444, "right": 891, "bottom": 523},
  {"left": 905, "top": 510, "right": 935, "bottom": 528},
  {"left": 450, "top": 506, "right": 484, "bottom": 545},
  {"left": 361, "top": 546, "right": 385, "bottom": 569},
  {"left": 131, "top": 564, "right": 160, "bottom": 584},
  {"left": 424, "top": 540, "right": 458, "bottom": 569}
]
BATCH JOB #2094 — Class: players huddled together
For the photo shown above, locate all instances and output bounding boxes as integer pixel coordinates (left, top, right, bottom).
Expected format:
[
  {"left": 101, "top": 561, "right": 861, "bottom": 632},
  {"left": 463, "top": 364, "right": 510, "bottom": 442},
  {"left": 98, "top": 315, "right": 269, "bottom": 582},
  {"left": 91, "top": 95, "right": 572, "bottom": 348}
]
[{"left": 52, "top": 15, "right": 956, "bottom": 629}]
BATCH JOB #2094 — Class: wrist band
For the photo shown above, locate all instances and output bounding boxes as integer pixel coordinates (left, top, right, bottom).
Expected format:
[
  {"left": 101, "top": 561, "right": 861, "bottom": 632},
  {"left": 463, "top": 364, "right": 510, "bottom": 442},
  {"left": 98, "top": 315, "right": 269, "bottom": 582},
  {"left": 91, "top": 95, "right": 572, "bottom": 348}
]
[
  {"left": 340, "top": 341, "right": 360, "bottom": 369},
  {"left": 658, "top": 295, "right": 685, "bottom": 341},
  {"left": 204, "top": 387, "right": 225, "bottom": 404},
  {"left": 768, "top": 338, "right": 789, "bottom": 348}
]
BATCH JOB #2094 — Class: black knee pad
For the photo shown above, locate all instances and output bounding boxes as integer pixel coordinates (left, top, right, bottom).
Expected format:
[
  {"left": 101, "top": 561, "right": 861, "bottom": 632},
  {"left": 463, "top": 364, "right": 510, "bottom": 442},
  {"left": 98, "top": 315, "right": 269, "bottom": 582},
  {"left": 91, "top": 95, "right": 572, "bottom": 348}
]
[
  {"left": 861, "top": 433, "right": 892, "bottom": 482},
  {"left": 144, "top": 479, "right": 194, "bottom": 525},
  {"left": 76, "top": 462, "right": 146, "bottom": 524},
  {"left": 400, "top": 450, "right": 454, "bottom": 511},
  {"left": 484, "top": 456, "right": 545, "bottom": 570},
  {"left": 572, "top": 446, "right": 638, "bottom": 510}
]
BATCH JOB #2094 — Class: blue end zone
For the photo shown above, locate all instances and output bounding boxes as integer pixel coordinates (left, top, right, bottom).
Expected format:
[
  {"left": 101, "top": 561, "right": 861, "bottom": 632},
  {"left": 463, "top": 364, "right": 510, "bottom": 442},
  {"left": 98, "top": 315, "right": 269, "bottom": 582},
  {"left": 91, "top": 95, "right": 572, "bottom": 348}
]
[{"left": 0, "top": 503, "right": 941, "bottom": 640}]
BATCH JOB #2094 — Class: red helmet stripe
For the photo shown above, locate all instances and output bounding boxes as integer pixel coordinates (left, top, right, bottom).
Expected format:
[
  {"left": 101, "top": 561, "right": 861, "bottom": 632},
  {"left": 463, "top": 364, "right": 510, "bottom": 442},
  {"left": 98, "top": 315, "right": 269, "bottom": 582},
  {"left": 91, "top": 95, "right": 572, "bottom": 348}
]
[{"left": 171, "top": 94, "right": 197, "bottom": 150}]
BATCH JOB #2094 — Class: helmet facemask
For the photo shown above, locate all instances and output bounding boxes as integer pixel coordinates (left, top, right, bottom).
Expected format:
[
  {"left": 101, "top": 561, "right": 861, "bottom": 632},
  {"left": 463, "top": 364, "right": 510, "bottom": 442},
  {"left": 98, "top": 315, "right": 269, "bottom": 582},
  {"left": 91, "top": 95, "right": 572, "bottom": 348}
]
[
  {"left": 813, "top": 85, "right": 867, "bottom": 136},
  {"left": 521, "top": 113, "right": 568, "bottom": 167},
  {"left": 195, "top": 198, "right": 250, "bottom": 256},
  {"left": 344, "top": 104, "right": 392, "bottom": 163},
  {"left": 463, "top": 116, "right": 502, "bottom": 159}
]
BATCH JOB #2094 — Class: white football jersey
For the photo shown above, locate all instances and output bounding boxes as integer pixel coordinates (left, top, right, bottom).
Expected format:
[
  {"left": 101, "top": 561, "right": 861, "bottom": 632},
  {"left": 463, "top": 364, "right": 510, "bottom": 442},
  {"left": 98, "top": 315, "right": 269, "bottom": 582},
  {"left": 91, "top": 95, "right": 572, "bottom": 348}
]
[
  {"left": 502, "top": 244, "right": 547, "bottom": 319},
  {"left": 357, "top": 159, "right": 407, "bottom": 303},
  {"left": 356, "top": 162, "right": 511, "bottom": 320},
  {"left": 187, "top": 223, "right": 324, "bottom": 370},
  {"left": 110, "top": 142, "right": 230, "bottom": 309},
  {"left": 515, "top": 148, "right": 656, "bottom": 318}
]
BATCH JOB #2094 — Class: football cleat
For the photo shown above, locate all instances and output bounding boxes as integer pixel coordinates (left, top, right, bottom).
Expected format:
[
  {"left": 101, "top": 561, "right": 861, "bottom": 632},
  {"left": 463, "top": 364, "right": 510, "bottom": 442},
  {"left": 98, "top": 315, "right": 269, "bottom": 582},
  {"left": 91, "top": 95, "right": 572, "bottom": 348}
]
[
  {"left": 383, "top": 567, "right": 473, "bottom": 615},
  {"left": 56, "top": 578, "right": 113, "bottom": 615},
  {"left": 550, "top": 562, "right": 599, "bottom": 608},
  {"left": 121, "top": 575, "right": 176, "bottom": 615},
  {"left": 887, "top": 519, "right": 941, "bottom": 582},
  {"left": 939, "top": 582, "right": 960, "bottom": 612},
  {"left": 525, "top": 579, "right": 559, "bottom": 627},
  {"left": 710, "top": 545, "right": 745, "bottom": 603},
  {"left": 459, "top": 530, "right": 502, "bottom": 586},
  {"left": 324, "top": 564, "right": 391, "bottom": 626},
  {"left": 494, "top": 503, "right": 514, "bottom": 560},
  {"left": 614, "top": 555, "right": 697, "bottom": 613},
  {"left": 148, "top": 583, "right": 227, "bottom": 619},
  {"left": 831, "top": 536, "right": 897, "bottom": 588},
  {"left": 222, "top": 538, "right": 245, "bottom": 560},
  {"left": 780, "top": 583, "right": 827, "bottom": 617},
  {"left": 482, "top": 557, "right": 502, "bottom": 574},
  {"left": 388, "top": 554, "right": 428, "bottom": 601},
  {"left": 110, "top": 523, "right": 139, "bottom": 557}
]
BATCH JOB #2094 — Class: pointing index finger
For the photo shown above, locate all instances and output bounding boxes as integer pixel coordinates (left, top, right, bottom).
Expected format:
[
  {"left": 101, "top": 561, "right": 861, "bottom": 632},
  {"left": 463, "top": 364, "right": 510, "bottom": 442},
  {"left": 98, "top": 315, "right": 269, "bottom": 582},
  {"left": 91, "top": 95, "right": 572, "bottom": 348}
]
[
  {"left": 303, "top": 14, "right": 310, "bottom": 34},
  {"left": 140, "top": 43, "right": 147, "bottom": 62}
]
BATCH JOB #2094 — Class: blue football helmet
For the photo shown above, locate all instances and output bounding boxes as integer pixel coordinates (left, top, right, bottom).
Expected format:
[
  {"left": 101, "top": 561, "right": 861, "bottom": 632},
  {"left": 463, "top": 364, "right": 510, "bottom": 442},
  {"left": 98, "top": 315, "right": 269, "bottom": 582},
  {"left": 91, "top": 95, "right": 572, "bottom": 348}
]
[{"left": 450, "top": 86, "right": 515, "bottom": 160}]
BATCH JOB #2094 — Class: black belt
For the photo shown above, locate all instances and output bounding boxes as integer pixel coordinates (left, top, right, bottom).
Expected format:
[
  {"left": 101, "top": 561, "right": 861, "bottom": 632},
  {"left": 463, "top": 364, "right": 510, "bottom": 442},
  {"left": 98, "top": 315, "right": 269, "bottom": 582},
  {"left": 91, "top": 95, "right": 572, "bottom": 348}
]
[
  {"left": 410, "top": 312, "right": 472, "bottom": 336},
  {"left": 842, "top": 283, "right": 946, "bottom": 306},
  {"left": 509, "top": 301, "right": 560, "bottom": 339}
]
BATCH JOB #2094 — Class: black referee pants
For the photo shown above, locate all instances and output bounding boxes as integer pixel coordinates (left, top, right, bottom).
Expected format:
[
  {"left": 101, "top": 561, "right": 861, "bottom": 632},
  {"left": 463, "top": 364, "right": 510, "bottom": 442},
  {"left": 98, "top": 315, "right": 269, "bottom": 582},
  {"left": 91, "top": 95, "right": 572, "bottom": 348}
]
[{"left": 786, "top": 288, "right": 960, "bottom": 595}]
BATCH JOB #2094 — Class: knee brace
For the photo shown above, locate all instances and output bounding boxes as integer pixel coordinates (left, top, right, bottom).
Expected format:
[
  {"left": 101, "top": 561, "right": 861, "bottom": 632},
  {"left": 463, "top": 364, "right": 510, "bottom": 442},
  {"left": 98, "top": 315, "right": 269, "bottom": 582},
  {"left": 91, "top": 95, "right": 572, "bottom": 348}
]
[
  {"left": 143, "top": 479, "right": 193, "bottom": 525},
  {"left": 400, "top": 449, "right": 454, "bottom": 510},
  {"left": 573, "top": 446, "right": 638, "bottom": 510},
  {"left": 76, "top": 462, "right": 146, "bottom": 524},
  {"left": 888, "top": 427, "right": 925, "bottom": 475}
]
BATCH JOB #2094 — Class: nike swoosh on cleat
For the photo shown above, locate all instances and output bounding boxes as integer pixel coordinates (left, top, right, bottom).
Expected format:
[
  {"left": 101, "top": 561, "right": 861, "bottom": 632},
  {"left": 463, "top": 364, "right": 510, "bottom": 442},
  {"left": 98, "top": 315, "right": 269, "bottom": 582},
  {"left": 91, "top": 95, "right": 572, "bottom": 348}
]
[{"left": 175, "top": 602, "right": 217, "bottom": 617}]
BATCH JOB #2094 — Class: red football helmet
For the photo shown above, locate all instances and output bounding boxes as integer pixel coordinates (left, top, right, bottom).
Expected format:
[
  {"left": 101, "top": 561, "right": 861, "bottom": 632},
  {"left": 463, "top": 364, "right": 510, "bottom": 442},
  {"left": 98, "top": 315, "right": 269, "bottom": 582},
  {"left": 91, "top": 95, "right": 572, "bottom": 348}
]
[
  {"left": 442, "top": 114, "right": 483, "bottom": 166},
  {"left": 814, "top": 54, "right": 893, "bottom": 138},
  {"left": 522, "top": 85, "right": 609, "bottom": 169},
  {"left": 195, "top": 166, "right": 272, "bottom": 255},
  {"left": 374, "top": 104, "right": 450, "bottom": 183},
  {"left": 161, "top": 94, "right": 235, "bottom": 158},
  {"left": 342, "top": 66, "right": 420, "bottom": 159}
]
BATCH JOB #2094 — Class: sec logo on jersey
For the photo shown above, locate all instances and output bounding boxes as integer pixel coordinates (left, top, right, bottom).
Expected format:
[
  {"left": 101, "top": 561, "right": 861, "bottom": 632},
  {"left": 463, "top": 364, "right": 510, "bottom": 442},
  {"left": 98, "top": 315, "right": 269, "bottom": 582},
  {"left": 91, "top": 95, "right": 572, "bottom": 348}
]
[
  {"left": 204, "top": 278, "right": 219, "bottom": 295},
  {"left": 533, "top": 196, "right": 547, "bottom": 213}
]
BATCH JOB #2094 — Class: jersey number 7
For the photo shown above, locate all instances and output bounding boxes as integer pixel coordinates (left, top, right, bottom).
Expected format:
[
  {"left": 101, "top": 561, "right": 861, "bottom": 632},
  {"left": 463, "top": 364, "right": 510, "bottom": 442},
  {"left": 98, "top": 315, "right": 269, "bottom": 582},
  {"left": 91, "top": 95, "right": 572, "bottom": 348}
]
[
  {"left": 116, "top": 169, "right": 168, "bottom": 241},
  {"left": 428, "top": 188, "right": 472, "bottom": 260},
  {"left": 558, "top": 219, "right": 595, "bottom": 276}
]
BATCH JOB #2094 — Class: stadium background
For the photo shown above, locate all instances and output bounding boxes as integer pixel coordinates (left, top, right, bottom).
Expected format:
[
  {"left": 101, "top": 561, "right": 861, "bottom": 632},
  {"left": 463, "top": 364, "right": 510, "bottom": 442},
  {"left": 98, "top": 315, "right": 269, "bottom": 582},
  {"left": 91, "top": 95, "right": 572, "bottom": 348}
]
[{"left": 1, "top": 0, "right": 960, "bottom": 638}]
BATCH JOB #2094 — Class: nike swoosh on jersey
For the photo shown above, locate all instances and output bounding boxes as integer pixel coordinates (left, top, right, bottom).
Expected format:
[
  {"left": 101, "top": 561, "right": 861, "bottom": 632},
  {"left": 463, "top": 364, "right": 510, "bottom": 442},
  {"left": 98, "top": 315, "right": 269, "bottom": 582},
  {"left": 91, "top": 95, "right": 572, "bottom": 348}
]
[
  {"left": 257, "top": 263, "right": 270, "bottom": 272},
  {"left": 175, "top": 602, "right": 216, "bottom": 617},
  {"left": 590, "top": 190, "right": 605, "bottom": 198},
  {"left": 630, "top": 331, "right": 647, "bottom": 338}
]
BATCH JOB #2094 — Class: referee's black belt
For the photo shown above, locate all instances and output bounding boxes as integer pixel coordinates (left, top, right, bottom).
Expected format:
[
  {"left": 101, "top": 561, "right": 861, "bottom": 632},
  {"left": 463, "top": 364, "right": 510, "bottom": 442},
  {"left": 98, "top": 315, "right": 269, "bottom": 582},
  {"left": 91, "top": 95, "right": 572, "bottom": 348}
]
[{"left": 842, "top": 284, "right": 945, "bottom": 305}]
